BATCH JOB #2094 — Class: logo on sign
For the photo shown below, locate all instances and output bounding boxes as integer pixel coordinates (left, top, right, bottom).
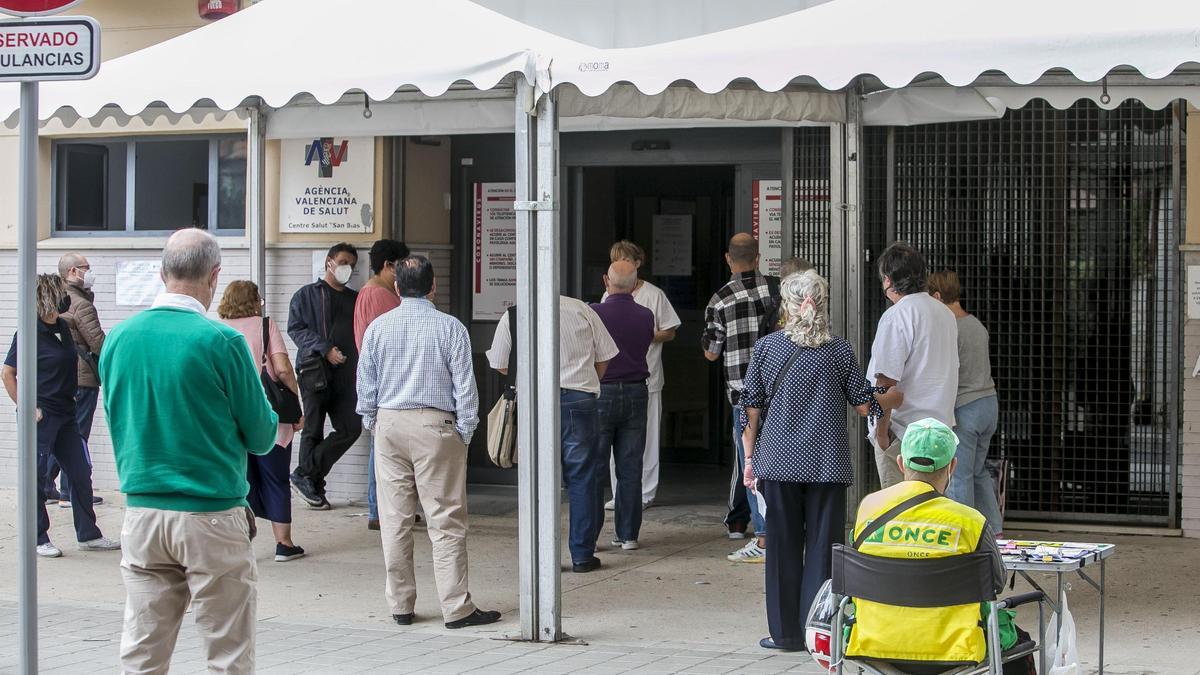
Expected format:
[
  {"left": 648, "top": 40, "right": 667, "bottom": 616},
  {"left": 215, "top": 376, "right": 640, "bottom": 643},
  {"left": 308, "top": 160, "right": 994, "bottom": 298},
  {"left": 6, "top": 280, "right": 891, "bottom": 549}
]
[
  {"left": 304, "top": 137, "right": 349, "bottom": 178},
  {"left": 0, "top": 0, "right": 83, "bottom": 17}
]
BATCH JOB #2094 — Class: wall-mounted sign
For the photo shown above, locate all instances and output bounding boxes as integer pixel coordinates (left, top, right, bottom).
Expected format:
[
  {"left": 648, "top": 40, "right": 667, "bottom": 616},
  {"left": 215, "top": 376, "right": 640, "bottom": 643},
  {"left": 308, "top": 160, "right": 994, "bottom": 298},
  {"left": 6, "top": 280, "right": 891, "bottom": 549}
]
[
  {"left": 652, "top": 214, "right": 692, "bottom": 277},
  {"left": 279, "top": 136, "right": 375, "bottom": 234},
  {"left": 115, "top": 260, "right": 164, "bottom": 307},
  {"left": 472, "top": 182, "right": 516, "bottom": 321},
  {"left": 0, "top": 16, "right": 99, "bottom": 81},
  {"left": 752, "top": 179, "right": 783, "bottom": 276},
  {"left": 0, "top": 1, "right": 83, "bottom": 17}
]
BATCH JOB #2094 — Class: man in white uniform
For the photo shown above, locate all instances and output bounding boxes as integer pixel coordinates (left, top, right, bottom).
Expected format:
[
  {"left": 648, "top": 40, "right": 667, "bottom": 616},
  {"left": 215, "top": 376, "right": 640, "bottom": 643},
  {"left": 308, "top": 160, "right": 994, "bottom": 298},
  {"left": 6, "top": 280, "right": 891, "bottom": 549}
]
[
  {"left": 603, "top": 241, "right": 681, "bottom": 509},
  {"left": 867, "top": 242, "right": 959, "bottom": 488}
]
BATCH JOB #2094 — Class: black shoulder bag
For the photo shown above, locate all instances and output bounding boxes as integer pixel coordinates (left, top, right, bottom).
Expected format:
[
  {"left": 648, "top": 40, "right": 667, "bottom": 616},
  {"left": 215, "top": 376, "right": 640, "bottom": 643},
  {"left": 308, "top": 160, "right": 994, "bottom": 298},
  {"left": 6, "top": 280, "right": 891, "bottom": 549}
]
[
  {"left": 261, "top": 316, "right": 303, "bottom": 424},
  {"left": 296, "top": 284, "right": 331, "bottom": 393}
]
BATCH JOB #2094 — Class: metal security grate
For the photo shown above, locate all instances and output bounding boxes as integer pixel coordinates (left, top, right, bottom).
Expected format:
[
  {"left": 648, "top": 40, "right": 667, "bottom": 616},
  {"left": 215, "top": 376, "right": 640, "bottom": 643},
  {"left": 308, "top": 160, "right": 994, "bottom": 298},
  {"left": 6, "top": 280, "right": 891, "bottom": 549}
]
[
  {"left": 793, "top": 126, "right": 833, "bottom": 274},
  {"left": 861, "top": 100, "right": 1184, "bottom": 525}
]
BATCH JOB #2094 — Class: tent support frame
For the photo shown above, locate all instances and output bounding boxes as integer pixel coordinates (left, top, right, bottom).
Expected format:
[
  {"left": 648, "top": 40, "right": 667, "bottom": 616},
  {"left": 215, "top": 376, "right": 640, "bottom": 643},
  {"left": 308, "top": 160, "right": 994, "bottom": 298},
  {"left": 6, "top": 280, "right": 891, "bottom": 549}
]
[
  {"left": 248, "top": 104, "right": 267, "bottom": 293},
  {"left": 515, "top": 82, "right": 564, "bottom": 642}
]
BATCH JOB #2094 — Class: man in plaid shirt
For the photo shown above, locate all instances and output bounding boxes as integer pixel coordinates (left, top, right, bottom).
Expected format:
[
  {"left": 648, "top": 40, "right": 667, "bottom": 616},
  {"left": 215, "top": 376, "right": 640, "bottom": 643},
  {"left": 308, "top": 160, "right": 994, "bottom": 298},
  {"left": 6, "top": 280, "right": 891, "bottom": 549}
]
[{"left": 702, "top": 232, "right": 778, "bottom": 563}]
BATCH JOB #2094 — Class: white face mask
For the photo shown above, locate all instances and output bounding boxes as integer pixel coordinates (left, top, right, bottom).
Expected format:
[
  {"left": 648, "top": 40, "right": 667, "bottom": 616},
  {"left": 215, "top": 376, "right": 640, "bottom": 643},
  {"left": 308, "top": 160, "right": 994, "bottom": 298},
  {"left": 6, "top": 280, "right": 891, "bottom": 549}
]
[
  {"left": 332, "top": 264, "right": 353, "bottom": 285},
  {"left": 81, "top": 269, "right": 96, "bottom": 289}
]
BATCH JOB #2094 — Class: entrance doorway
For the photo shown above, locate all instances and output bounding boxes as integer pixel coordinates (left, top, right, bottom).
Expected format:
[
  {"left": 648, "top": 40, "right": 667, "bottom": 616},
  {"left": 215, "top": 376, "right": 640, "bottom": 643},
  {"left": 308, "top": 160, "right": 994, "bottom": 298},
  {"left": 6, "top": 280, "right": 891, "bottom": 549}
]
[{"left": 568, "top": 165, "right": 737, "bottom": 484}]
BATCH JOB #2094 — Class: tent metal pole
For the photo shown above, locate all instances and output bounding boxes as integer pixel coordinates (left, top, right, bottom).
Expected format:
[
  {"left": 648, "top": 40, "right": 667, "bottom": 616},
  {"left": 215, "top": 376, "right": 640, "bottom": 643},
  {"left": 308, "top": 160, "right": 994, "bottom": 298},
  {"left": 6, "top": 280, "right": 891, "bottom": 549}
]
[
  {"left": 514, "top": 82, "right": 540, "bottom": 641},
  {"left": 844, "top": 85, "right": 867, "bottom": 511},
  {"left": 533, "top": 89, "right": 563, "bottom": 641},
  {"left": 247, "top": 104, "right": 267, "bottom": 295},
  {"left": 17, "top": 80, "right": 40, "bottom": 675},
  {"left": 780, "top": 128, "right": 795, "bottom": 260}
]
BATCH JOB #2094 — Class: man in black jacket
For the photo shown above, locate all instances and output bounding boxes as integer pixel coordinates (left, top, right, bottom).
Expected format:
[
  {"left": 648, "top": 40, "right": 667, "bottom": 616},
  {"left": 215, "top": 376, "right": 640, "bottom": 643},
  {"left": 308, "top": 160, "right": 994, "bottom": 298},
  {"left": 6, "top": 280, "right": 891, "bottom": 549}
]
[{"left": 288, "top": 242, "right": 362, "bottom": 509}]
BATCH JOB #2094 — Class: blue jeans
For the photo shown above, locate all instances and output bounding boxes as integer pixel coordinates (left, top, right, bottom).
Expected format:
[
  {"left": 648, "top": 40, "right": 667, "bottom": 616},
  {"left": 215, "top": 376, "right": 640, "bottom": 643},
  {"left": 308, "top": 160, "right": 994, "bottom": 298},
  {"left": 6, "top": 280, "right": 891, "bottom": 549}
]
[
  {"left": 947, "top": 395, "right": 1003, "bottom": 533},
  {"left": 730, "top": 405, "right": 766, "bottom": 537},
  {"left": 561, "top": 389, "right": 601, "bottom": 563},
  {"left": 597, "top": 382, "right": 649, "bottom": 542},
  {"left": 367, "top": 436, "right": 378, "bottom": 521}
]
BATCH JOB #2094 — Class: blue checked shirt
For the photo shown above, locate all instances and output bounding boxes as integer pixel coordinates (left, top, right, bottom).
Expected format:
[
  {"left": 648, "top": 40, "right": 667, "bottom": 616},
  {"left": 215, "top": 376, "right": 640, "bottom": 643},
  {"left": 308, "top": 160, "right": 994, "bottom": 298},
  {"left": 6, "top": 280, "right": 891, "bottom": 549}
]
[{"left": 355, "top": 298, "right": 479, "bottom": 443}]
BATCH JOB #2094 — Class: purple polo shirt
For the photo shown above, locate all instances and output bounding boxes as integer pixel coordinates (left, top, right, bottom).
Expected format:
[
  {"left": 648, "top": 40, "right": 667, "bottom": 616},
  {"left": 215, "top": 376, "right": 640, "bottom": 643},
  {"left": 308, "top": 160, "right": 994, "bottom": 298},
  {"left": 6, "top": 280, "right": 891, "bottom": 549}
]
[{"left": 590, "top": 293, "right": 655, "bottom": 384}]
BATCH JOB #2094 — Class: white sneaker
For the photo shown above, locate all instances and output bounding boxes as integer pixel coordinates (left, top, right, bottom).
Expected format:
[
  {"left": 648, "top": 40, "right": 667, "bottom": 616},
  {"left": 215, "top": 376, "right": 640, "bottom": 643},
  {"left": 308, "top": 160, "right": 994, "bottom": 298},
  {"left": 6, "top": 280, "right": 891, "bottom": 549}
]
[
  {"left": 610, "top": 538, "right": 639, "bottom": 550},
  {"left": 641, "top": 499, "right": 655, "bottom": 510},
  {"left": 78, "top": 536, "right": 121, "bottom": 551},
  {"left": 603, "top": 500, "right": 615, "bottom": 511},
  {"left": 727, "top": 540, "right": 765, "bottom": 563},
  {"left": 36, "top": 543, "right": 62, "bottom": 558}
]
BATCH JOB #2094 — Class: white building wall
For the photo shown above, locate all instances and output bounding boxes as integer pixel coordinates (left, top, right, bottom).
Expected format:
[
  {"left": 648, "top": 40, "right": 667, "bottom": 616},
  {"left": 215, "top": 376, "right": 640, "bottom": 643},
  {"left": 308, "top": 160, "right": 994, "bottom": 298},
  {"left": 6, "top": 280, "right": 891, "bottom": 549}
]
[{"left": 0, "top": 244, "right": 455, "bottom": 504}]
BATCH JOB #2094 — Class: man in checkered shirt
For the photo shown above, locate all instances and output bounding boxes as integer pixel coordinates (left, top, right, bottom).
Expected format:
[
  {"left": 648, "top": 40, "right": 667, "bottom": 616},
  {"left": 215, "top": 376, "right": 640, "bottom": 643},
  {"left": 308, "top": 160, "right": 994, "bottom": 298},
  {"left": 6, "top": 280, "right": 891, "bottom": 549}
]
[{"left": 702, "top": 232, "right": 778, "bottom": 563}]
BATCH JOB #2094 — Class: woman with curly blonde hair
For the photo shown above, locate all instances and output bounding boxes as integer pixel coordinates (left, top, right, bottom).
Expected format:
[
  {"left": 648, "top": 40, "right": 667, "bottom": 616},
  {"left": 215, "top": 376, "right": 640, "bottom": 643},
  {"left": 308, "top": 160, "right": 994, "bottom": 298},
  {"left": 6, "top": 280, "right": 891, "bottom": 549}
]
[
  {"left": 1, "top": 274, "right": 120, "bottom": 558},
  {"left": 218, "top": 280, "right": 306, "bottom": 562},
  {"left": 738, "top": 270, "right": 902, "bottom": 651}
]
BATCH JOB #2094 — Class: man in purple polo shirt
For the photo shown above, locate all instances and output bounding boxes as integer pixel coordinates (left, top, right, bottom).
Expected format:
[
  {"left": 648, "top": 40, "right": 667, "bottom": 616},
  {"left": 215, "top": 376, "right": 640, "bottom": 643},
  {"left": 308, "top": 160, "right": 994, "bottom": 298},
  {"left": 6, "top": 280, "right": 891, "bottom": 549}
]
[{"left": 590, "top": 260, "right": 656, "bottom": 550}]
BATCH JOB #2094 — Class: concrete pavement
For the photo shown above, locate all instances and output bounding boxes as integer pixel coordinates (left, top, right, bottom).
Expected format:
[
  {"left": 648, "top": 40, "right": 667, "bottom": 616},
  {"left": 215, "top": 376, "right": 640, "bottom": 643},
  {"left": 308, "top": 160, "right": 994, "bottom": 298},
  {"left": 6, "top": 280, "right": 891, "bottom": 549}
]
[{"left": 1, "top": 466, "right": 1199, "bottom": 673}]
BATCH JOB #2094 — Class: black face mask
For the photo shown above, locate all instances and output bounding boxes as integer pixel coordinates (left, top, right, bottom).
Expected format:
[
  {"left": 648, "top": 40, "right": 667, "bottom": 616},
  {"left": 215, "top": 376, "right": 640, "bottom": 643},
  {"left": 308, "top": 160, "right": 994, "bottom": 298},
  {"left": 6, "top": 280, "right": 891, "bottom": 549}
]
[{"left": 56, "top": 295, "right": 71, "bottom": 314}]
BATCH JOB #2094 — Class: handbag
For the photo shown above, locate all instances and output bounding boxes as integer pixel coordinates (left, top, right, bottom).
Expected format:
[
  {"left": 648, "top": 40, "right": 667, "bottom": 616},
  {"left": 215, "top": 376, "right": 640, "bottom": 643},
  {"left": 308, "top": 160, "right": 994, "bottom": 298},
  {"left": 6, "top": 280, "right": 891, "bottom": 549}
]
[
  {"left": 487, "top": 387, "right": 517, "bottom": 468},
  {"left": 260, "top": 317, "right": 303, "bottom": 424}
]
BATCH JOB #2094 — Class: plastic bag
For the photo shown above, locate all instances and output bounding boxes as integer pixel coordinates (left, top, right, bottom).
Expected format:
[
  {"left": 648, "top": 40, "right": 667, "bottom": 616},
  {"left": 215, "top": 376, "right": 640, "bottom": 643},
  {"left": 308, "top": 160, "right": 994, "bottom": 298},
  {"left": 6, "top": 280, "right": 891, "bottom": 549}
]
[{"left": 1043, "top": 594, "right": 1080, "bottom": 675}]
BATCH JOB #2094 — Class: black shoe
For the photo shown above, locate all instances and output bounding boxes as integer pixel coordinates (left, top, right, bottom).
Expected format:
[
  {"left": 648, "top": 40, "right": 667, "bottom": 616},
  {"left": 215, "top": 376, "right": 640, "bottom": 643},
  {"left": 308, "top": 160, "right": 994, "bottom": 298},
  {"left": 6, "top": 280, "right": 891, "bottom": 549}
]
[
  {"left": 289, "top": 473, "right": 323, "bottom": 507},
  {"left": 306, "top": 496, "right": 332, "bottom": 511},
  {"left": 92, "top": 495, "right": 104, "bottom": 505},
  {"left": 393, "top": 613, "right": 414, "bottom": 626},
  {"left": 415, "top": 513, "right": 423, "bottom": 525},
  {"left": 759, "top": 637, "right": 803, "bottom": 652},
  {"left": 44, "top": 490, "right": 61, "bottom": 503},
  {"left": 727, "top": 520, "right": 748, "bottom": 540},
  {"left": 274, "top": 544, "right": 305, "bottom": 562},
  {"left": 367, "top": 519, "right": 380, "bottom": 531},
  {"left": 444, "top": 609, "right": 501, "bottom": 629},
  {"left": 572, "top": 556, "right": 602, "bottom": 573}
]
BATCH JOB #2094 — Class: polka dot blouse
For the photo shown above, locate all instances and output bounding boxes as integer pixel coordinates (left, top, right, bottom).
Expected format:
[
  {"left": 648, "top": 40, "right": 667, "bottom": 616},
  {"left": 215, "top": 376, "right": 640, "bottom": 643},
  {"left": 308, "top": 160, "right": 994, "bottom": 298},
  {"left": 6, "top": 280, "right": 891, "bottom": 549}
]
[{"left": 740, "top": 332, "right": 874, "bottom": 485}]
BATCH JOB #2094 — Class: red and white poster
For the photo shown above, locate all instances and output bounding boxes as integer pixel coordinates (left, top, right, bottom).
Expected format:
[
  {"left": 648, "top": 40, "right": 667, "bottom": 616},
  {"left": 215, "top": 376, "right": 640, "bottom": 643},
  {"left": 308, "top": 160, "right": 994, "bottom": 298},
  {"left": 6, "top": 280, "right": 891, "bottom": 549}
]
[
  {"left": 752, "top": 179, "right": 783, "bottom": 276},
  {"left": 472, "top": 182, "right": 516, "bottom": 321}
]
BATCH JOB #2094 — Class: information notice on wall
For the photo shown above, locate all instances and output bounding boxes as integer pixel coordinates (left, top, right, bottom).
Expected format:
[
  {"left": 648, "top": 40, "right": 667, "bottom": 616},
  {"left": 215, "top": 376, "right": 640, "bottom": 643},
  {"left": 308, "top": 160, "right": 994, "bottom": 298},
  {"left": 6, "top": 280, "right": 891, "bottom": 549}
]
[
  {"left": 472, "top": 182, "right": 516, "bottom": 321},
  {"left": 115, "top": 260, "right": 164, "bottom": 307},
  {"left": 279, "top": 136, "right": 375, "bottom": 234},
  {"left": 652, "top": 214, "right": 693, "bottom": 276},
  {"left": 752, "top": 179, "right": 783, "bottom": 276}
]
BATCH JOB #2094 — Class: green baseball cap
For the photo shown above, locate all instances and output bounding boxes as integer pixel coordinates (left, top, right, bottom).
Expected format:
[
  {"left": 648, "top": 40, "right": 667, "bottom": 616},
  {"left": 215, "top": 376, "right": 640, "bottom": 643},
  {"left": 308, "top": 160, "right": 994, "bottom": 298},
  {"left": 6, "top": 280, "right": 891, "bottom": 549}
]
[{"left": 900, "top": 418, "right": 959, "bottom": 472}]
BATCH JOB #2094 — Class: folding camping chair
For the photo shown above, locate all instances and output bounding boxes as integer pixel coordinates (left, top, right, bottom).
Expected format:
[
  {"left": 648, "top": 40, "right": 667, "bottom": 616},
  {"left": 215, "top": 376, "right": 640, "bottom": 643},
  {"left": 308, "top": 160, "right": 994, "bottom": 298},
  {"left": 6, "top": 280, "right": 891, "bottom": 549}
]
[{"left": 828, "top": 543, "right": 1046, "bottom": 675}]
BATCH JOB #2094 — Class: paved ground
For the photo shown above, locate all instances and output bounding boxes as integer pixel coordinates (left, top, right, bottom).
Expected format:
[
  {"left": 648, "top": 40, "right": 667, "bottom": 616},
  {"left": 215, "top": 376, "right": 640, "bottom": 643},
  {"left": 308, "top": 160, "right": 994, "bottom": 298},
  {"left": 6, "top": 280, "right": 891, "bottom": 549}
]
[{"left": 2, "top": 464, "right": 1199, "bottom": 673}]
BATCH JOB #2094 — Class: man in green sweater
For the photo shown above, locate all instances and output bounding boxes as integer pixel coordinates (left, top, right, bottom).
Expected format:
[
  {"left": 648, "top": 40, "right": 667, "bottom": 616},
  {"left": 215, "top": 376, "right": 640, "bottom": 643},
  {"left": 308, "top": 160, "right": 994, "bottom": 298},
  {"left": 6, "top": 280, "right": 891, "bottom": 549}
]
[{"left": 100, "top": 228, "right": 278, "bottom": 675}]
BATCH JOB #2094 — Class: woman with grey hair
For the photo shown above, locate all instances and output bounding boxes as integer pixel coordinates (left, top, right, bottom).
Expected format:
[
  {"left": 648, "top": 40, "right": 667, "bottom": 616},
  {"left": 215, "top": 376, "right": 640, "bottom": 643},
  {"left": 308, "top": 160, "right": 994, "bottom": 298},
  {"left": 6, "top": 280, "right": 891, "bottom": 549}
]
[
  {"left": 739, "top": 270, "right": 901, "bottom": 651},
  {"left": 1, "top": 274, "right": 120, "bottom": 558}
]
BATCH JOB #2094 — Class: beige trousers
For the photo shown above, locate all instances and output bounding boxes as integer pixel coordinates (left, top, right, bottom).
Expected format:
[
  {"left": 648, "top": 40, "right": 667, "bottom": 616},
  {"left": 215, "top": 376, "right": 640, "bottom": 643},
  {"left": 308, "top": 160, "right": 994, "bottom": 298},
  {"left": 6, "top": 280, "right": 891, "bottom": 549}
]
[
  {"left": 119, "top": 506, "right": 257, "bottom": 675},
  {"left": 374, "top": 408, "right": 476, "bottom": 622},
  {"left": 870, "top": 424, "right": 904, "bottom": 489}
]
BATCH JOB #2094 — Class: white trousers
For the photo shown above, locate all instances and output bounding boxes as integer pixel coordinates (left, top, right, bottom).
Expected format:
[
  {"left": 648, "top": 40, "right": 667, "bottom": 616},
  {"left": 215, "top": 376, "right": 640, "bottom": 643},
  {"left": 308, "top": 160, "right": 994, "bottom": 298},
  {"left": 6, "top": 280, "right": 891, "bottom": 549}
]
[{"left": 611, "top": 390, "right": 662, "bottom": 503}]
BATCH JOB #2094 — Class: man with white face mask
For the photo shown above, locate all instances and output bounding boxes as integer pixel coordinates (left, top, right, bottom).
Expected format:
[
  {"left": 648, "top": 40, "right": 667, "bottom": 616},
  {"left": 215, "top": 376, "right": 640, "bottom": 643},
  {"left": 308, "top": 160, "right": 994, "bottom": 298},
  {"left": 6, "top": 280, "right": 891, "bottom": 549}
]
[
  {"left": 51, "top": 252, "right": 105, "bottom": 507},
  {"left": 288, "top": 242, "right": 364, "bottom": 509}
]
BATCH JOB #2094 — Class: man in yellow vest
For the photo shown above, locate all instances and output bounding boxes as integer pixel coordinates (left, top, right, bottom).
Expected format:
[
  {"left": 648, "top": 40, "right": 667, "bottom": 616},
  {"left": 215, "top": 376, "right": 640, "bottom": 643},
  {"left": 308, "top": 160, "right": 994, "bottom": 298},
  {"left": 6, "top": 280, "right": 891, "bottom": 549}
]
[{"left": 846, "top": 417, "right": 1006, "bottom": 667}]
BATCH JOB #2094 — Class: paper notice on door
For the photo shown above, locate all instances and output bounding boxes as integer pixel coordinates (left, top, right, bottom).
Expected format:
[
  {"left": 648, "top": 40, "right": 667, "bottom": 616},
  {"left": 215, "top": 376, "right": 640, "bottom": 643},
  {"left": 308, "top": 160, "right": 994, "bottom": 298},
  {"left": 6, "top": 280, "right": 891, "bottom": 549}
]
[{"left": 652, "top": 214, "right": 692, "bottom": 276}]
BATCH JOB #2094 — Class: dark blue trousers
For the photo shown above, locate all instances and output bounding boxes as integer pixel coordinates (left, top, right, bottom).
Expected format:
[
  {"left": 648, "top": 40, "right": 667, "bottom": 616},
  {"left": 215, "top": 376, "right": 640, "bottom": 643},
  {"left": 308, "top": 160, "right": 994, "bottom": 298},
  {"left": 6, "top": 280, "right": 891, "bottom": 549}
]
[
  {"left": 46, "top": 386, "right": 99, "bottom": 501},
  {"left": 596, "top": 382, "right": 648, "bottom": 542},
  {"left": 248, "top": 443, "right": 293, "bottom": 524},
  {"left": 762, "top": 480, "right": 845, "bottom": 650},
  {"left": 36, "top": 410, "right": 101, "bottom": 545},
  {"left": 561, "top": 389, "right": 600, "bottom": 563}
]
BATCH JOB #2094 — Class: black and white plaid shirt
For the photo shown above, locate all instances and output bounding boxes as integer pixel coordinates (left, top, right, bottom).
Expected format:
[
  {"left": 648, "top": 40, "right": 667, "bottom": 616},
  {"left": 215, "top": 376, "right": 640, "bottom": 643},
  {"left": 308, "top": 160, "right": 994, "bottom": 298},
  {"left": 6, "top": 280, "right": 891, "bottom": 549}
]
[{"left": 702, "top": 271, "right": 775, "bottom": 404}]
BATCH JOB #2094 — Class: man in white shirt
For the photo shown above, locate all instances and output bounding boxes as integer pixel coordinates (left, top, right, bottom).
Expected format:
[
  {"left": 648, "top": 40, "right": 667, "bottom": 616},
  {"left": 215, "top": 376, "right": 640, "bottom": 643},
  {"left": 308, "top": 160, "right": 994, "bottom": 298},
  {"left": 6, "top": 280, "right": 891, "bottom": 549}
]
[
  {"left": 487, "top": 297, "right": 618, "bottom": 573},
  {"left": 867, "top": 243, "right": 959, "bottom": 488},
  {"left": 604, "top": 241, "right": 681, "bottom": 509}
]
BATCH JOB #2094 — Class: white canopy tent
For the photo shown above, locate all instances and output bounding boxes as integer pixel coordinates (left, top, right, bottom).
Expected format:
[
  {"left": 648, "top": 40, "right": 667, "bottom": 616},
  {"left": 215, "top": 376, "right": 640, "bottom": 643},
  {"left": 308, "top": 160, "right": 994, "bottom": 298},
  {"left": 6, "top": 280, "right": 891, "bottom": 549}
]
[{"left": 6, "top": 0, "right": 1200, "bottom": 666}]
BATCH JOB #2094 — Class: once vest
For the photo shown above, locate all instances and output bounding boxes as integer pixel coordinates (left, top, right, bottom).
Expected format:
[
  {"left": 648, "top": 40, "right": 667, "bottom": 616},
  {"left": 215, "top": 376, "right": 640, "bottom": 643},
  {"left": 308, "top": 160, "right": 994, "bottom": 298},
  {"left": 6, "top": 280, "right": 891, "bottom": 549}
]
[{"left": 846, "top": 481, "right": 989, "bottom": 665}]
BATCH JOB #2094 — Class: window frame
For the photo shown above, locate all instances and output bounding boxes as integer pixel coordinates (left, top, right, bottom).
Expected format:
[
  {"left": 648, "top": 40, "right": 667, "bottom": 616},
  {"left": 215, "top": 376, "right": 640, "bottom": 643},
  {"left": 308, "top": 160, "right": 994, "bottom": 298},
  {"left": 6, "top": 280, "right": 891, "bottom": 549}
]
[{"left": 51, "top": 132, "right": 247, "bottom": 237}]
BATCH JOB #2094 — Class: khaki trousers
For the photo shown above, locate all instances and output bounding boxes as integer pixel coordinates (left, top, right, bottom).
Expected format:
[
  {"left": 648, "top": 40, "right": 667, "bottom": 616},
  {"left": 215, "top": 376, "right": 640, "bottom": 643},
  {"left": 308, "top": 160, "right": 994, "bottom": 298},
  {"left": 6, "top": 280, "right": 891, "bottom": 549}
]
[
  {"left": 375, "top": 408, "right": 476, "bottom": 622},
  {"left": 119, "top": 506, "right": 257, "bottom": 675},
  {"left": 870, "top": 424, "right": 904, "bottom": 489}
]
